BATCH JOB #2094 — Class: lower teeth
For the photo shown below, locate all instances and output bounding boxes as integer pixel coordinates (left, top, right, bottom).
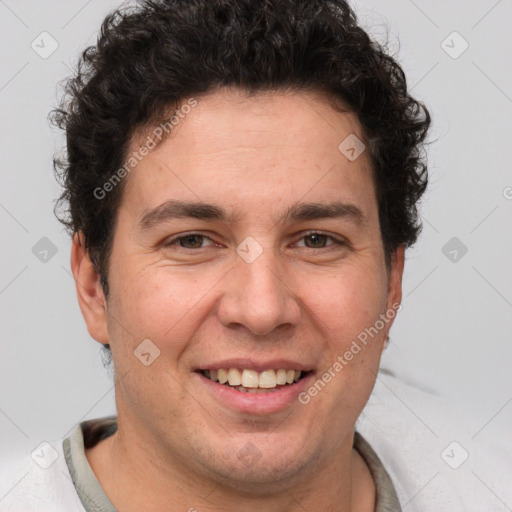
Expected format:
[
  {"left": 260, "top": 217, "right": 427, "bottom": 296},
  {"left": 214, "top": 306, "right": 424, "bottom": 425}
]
[{"left": 223, "top": 383, "right": 289, "bottom": 393}]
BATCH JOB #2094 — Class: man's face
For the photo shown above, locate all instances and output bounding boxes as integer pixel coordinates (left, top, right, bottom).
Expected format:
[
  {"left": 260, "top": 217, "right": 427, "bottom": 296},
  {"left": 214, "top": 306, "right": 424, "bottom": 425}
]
[{"left": 91, "top": 88, "right": 403, "bottom": 487}]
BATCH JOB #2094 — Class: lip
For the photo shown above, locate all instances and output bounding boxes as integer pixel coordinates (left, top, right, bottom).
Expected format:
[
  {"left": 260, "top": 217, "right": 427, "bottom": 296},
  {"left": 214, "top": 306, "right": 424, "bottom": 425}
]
[
  {"left": 192, "top": 358, "right": 314, "bottom": 373},
  {"left": 194, "top": 370, "right": 315, "bottom": 415}
]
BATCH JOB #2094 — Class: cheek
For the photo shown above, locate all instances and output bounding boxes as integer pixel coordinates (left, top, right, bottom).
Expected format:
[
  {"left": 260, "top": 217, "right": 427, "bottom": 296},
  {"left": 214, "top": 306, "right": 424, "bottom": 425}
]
[
  {"left": 107, "top": 261, "right": 220, "bottom": 350},
  {"left": 304, "top": 260, "right": 389, "bottom": 408},
  {"left": 312, "top": 262, "right": 388, "bottom": 338}
]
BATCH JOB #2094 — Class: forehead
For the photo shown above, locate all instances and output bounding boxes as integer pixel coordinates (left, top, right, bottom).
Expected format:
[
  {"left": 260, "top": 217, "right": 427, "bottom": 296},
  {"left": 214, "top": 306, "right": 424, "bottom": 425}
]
[
  {"left": 122, "top": 88, "right": 376, "bottom": 221},
  {"left": 146, "top": 88, "right": 366, "bottom": 156}
]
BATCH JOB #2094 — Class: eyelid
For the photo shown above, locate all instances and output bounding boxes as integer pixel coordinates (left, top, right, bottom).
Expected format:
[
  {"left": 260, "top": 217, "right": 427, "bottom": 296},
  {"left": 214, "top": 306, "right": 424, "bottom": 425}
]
[
  {"left": 163, "top": 230, "right": 347, "bottom": 249},
  {"left": 292, "top": 230, "right": 346, "bottom": 247},
  {"left": 163, "top": 231, "right": 217, "bottom": 247}
]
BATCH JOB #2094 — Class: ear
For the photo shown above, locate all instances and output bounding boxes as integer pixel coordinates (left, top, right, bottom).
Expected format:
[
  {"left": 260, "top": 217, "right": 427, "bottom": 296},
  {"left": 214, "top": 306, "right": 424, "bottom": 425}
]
[
  {"left": 70, "top": 232, "right": 110, "bottom": 345},
  {"left": 383, "top": 244, "right": 405, "bottom": 339}
]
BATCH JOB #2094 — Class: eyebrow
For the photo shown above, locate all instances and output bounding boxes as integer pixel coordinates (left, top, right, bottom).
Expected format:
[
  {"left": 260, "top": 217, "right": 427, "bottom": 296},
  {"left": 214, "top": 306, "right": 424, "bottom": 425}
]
[
  {"left": 281, "top": 201, "right": 365, "bottom": 225},
  {"left": 138, "top": 200, "right": 239, "bottom": 230},
  {"left": 138, "top": 199, "right": 365, "bottom": 230}
]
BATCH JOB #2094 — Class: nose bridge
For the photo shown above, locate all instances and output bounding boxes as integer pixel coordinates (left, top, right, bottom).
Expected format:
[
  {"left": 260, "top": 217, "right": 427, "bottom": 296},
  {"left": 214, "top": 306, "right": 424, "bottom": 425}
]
[{"left": 218, "top": 242, "right": 300, "bottom": 335}]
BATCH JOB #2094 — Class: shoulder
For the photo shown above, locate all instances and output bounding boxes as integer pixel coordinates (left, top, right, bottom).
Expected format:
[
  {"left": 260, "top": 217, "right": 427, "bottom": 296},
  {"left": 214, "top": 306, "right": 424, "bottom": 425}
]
[
  {"left": 357, "top": 371, "right": 512, "bottom": 512},
  {"left": 0, "top": 434, "right": 85, "bottom": 511}
]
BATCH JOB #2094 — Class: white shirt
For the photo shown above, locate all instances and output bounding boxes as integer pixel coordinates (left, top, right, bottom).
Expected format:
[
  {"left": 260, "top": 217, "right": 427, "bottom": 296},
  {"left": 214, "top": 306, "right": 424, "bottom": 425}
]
[{"left": 0, "top": 371, "right": 510, "bottom": 511}]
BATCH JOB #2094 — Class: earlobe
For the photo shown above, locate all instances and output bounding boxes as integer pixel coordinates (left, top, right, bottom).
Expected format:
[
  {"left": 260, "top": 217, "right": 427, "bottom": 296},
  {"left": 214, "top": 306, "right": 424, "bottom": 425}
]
[{"left": 70, "top": 233, "right": 110, "bottom": 345}]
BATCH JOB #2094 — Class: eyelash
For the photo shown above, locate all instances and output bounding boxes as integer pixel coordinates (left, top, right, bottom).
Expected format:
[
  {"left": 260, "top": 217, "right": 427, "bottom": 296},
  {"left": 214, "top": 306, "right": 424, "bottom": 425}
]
[{"left": 163, "top": 231, "right": 346, "bottom": 250}]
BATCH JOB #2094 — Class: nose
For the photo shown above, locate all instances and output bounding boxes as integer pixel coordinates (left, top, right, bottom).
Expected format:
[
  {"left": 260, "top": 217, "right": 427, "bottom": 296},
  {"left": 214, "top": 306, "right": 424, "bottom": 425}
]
[{"left": 216, "top": 246, "right": 301, "bottom": 337}]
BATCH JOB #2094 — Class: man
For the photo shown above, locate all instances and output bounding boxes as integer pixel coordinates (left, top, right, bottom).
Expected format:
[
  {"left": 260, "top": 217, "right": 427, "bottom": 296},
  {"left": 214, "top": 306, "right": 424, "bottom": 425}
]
[{"left": 1, "top": 1, "right": 509, "bottom": 511}]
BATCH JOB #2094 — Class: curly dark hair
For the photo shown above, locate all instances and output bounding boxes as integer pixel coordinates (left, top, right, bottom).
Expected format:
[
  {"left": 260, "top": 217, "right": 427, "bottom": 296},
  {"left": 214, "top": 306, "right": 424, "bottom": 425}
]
[{"left": 51, "top": 0, "right": 430, "bottom": 297}]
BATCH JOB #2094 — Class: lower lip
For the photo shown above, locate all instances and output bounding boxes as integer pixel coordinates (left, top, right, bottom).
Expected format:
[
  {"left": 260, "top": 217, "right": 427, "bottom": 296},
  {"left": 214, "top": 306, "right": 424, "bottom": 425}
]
[{"left": 195, "top": 372, "right": 315, "bottom": 415}]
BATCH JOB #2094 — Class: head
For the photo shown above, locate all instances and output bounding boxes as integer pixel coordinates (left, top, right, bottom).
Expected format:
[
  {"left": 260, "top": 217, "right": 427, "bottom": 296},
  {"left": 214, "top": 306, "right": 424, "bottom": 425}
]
[{"left": 53, "top": 0, "right": 430, "bottom": 493}]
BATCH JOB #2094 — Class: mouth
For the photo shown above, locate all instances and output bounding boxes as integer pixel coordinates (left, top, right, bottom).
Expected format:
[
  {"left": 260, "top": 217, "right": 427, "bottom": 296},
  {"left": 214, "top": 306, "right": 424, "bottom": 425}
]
[
  {"left": 197, "top": 368, "right": 311, "bottom": 393},
  {"left": 194, "top": 363, "right": 315, "bottom": 414}
]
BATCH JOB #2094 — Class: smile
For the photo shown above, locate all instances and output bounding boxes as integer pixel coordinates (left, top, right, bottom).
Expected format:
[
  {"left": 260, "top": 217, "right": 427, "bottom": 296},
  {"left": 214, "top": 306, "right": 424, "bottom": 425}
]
[{"left": 199, "top": 368, "right": 310, "bottom": 393}]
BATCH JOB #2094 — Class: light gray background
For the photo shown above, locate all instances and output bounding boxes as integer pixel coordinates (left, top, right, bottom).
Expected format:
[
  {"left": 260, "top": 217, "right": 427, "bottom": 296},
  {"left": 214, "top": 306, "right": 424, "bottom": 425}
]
[{"left": 1, "top": 0, "right": 511, "bottom": 462}]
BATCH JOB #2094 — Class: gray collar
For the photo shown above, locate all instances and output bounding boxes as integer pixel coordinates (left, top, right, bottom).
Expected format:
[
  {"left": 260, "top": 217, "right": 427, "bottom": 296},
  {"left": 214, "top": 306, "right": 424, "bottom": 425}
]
[{"left": 63, "top": 417, "right": 401, "bottom": 511}]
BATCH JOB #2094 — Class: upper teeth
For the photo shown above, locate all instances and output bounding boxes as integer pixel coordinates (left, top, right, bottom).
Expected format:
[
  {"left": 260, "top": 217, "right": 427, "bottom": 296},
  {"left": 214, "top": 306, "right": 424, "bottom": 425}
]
[{"left": 205, "top": 368, "right": 301, "bottom": 388}]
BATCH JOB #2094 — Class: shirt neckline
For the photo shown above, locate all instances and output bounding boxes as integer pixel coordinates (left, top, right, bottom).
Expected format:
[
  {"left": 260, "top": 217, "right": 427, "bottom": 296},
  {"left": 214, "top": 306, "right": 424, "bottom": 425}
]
[{"left": 63, "top": 416, "right": 401, "bottom": 512}]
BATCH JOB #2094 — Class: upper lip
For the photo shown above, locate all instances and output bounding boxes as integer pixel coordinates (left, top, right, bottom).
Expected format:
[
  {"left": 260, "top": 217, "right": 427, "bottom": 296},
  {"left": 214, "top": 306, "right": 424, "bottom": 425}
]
[{"left": 193, "top": 358, "right": 314, "bottom": 373}]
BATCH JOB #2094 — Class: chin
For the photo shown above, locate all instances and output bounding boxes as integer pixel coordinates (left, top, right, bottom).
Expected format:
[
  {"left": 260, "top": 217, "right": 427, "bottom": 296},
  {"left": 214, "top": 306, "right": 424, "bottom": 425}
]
[{"left": 201, "top": 434, "right": 317, "bottom": 490}]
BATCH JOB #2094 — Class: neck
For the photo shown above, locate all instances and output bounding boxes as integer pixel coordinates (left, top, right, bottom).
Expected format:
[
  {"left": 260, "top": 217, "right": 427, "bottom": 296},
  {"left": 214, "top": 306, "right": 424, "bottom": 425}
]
[{"left": 85, "top": 421, "right": 375, "bottom": 512}]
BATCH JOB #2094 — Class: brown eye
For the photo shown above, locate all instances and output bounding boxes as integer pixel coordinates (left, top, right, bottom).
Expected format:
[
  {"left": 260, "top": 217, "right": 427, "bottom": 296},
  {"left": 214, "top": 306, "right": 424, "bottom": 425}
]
[
  {"left": 178, "top": 234, "right": 206, "bottom": 248},
  {"left": 162, "top": 232, "right": 218, "bottom": 251},
  {"left": 303, "top": 233, "right": 330, "bottom": 248}
]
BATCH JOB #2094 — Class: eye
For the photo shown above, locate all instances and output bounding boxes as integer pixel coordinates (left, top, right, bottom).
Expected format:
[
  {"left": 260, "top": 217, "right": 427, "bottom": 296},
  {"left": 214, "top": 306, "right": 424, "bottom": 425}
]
[
  {"left": 163, "top": 231, "right": 345, "bottom": 251},
  {"left": 164, "top": 233, "right": 215, "bottom": 249},
  {"left": 294, "top": 232, "right": 342, "bottom": 249}
]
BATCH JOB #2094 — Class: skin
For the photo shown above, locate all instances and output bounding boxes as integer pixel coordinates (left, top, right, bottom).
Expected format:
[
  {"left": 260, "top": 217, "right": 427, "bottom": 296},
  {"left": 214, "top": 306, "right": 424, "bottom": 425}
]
[{"left": 72, "top": 87, "right": 404, "bottom": 511}]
